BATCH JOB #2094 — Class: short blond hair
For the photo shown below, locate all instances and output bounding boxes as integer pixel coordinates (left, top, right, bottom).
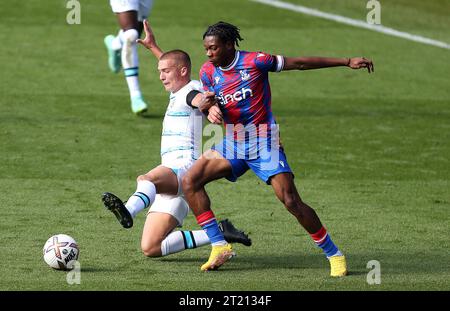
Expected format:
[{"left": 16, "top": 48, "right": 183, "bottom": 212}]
[{"left": 160, "top": 49, "right": 191, "bottom": 73}]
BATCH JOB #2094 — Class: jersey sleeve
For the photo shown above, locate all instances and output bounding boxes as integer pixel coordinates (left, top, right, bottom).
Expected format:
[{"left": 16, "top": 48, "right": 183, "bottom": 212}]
[
  {"left": 254, "top": 52, "right": 284, "bottom": 73},
  {"left": 190, "top": 79, "right": 203, "bottom": 92},
  {"left": 199, "top": 65, "right": 214, "bottom": 92}
]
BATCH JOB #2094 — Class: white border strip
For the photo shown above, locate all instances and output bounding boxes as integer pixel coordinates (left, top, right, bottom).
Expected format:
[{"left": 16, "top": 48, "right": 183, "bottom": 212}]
[{"left": 250, "top": 0, "right": 450, "bottom": 50}]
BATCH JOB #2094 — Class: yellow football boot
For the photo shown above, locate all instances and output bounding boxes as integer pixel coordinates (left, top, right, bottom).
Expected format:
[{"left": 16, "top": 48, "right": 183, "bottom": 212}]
[
  {"left": 329, "top": 255, "right": 348, "bottom": 277},
  {"left": 200, "top": 243, "right": 235, "bottom": 271}
]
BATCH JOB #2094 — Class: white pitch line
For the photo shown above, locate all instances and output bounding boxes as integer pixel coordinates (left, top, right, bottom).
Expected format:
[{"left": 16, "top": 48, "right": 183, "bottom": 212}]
[{"left": 250, "top": 0, "right": 450, "bottom": 50}]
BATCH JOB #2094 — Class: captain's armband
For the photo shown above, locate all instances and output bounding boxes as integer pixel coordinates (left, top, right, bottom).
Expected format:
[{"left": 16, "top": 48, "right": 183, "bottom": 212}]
[{"left": 186, "top": 90, "right": 201, "bottom": 108}]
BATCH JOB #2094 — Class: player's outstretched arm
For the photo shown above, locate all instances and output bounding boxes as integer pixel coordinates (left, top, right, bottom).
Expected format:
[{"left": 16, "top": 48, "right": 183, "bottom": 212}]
[
  {"left": 136, "top": 19, "right": 164, "bottom": 59},
  {"left": 283, "top": 56, "right": 374, "bottom": 73}
]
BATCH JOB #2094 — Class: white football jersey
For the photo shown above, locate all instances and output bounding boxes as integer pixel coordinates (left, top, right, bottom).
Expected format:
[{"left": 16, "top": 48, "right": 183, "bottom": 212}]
[{"left": 160, "top": 80, "right": 204, "bottom": 168}]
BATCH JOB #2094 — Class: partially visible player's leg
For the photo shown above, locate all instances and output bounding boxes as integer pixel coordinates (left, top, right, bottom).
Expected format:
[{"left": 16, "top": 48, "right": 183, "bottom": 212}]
[
  {"left": 106, "top": 0, "right": 140, "bottom": 74},
  {"left": 105, "top": 1, "right": 136, "bottom": 73},
  {"left": 182, "top": 150, "right": 237, "bottom": 271},
  {"left": 107, "top": 0, "right": 149, "bottom": 114},
  {"left": 270, "top": 172, "right": 347, "bottom": 277},
  {"left": 115, "top": 9, "right": 139, "bottom": 29},
  {"left": 116, "top": 11, "right": 148, "bottom": 114}
]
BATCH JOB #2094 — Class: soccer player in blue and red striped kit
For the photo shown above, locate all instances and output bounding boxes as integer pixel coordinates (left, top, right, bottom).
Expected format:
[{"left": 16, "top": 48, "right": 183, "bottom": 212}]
[{"left": 182, "top": 21, "right": 374, "bottom": 276}]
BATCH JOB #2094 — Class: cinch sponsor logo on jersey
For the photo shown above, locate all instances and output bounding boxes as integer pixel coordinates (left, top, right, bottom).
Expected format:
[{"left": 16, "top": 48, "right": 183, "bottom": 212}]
[{"left": 217, "top": 87, "right": 253, "bottom": 105}]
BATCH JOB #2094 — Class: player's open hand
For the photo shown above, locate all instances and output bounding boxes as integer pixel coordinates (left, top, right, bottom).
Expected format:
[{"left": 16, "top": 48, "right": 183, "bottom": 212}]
[
  {"left": 136, "top": 19, "right": 157, "bottom": 50},
  {"left": 348, "top": 57, "right": 374, "bottom": 73},
  {"left": 207, "top": 105, "right": 223, "bottom": 124}
]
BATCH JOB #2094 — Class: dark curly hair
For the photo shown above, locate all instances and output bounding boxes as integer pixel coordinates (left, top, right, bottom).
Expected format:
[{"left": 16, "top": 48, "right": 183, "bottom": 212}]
[{"left": 203, "top": 21, "right": 243, "bottom": 47}]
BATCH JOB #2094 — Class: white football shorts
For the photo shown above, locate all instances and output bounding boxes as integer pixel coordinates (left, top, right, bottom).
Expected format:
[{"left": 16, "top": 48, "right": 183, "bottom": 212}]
[
  {"left": 148, "top": 194, "right": 189, "bottom": 226},
  {"left": 109, "top": 0, "right": 154, "bottom": 21}
]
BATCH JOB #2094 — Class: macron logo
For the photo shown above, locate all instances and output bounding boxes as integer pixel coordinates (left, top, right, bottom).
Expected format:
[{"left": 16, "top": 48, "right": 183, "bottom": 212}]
[{"left": 217, "top": 87, "right": 253, "bottom": 105}]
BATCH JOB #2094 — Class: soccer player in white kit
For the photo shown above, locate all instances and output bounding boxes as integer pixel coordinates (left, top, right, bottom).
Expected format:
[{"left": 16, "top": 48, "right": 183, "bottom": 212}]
[
  {"left": 102, "top": 20, "right": 251, "bottom": 258},
  {"left": 104, "top": 0, "right": 154, "bottom": 115}
]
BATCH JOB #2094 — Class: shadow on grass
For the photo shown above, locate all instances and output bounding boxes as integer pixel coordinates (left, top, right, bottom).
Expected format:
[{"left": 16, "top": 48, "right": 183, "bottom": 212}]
[
  {"left": 80, "top": 266, "right": 125, "bottom": 273},
  {"left": 137, "top": 112, "right": 163, "bottom": 119},
  {"left": 159, "top": 253, "right": 330, "bottom": 270},
  {"left": 157, "top": 251, "right": 450, "bottom": 276}
]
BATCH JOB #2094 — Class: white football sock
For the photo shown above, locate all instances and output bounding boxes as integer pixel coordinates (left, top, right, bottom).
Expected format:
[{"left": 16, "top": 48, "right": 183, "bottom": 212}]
[
  {"left": 211, "top": 240, "right": 228, "bottom": 246},
  {"left": 126, "top": 76, "right": 141, "bottom": 99},
  {"left": 327, "top": 250, "right": 343, "bottom": 259},
  {"left": 161, "top": 230, "right": 211, "bottom": 256},
  {"left": 125, "top": 180, "right": 156, "bottom": 218},
  {"left": 120, "top": 29, "right": 142, "bottom": 99}
]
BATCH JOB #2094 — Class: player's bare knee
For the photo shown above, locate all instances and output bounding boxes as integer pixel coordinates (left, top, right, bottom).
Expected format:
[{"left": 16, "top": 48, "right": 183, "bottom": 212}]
[
  {"left": 142, "top": 249, "right": 159, "bottom": 257},
  {"left": 141, "top": 244, "right": 161, "bottom": 258},
  {"left": 280, "top": 190, "right": 294, "bottom": 206},
  {"left": 282, "top": 191, "right": 303, "bottom": 216},
  {"left": 137, "top": 173, "right": 155, "bottom": 183},
  {"left": 181, "top": 173, "right": 195, "bottom": 194}
]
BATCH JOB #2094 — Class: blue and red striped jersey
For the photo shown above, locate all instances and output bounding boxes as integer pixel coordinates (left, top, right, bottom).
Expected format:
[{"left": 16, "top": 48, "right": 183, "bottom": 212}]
[{"left": 200, "top": 50, "right": 284, "bottom": 127}]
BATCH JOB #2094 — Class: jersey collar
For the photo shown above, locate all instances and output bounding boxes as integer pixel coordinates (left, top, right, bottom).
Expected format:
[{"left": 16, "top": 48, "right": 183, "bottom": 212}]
[
  {"left": 219, "top": 51, "right": 240, "bottom": 71},
  {"left": 170, "top": 80, "right": 192, "bottom": 96}
]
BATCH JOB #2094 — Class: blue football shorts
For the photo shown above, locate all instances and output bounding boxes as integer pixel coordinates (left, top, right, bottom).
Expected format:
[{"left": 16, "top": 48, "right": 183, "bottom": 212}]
[{"left": 212, "top": 138, "right": 293, "bottom": 184}]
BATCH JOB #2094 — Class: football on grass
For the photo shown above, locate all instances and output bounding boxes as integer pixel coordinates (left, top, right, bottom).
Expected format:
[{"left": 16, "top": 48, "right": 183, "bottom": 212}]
[{"left": 43, "top": 234, "right": 79, "bottom": 270}]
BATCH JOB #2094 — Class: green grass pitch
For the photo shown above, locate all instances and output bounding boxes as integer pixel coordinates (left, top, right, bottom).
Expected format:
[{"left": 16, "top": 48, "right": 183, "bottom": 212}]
[{"left": 0, "top": 0, "right": 449, "bottom": 291}]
